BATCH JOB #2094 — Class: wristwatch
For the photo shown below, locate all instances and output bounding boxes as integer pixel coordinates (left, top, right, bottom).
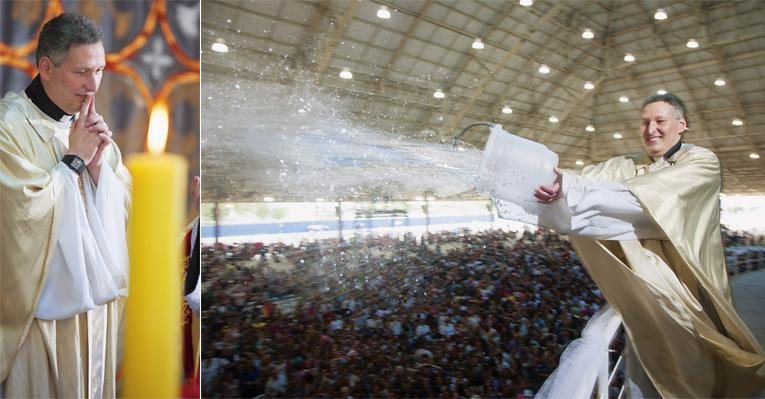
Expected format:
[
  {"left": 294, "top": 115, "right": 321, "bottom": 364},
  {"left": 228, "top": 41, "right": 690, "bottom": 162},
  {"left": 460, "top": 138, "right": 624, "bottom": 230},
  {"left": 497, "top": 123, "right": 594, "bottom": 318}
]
[{"left": 62, "top": 154, "right": 86, "bottom": 175}]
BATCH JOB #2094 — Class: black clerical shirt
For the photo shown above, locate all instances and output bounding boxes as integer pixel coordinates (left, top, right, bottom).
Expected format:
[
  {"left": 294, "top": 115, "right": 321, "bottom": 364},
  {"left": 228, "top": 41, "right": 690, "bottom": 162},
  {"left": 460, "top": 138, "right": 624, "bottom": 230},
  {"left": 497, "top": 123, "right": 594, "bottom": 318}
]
[{"left": 25, "top": 75, "right": 73, "bottom": 122}]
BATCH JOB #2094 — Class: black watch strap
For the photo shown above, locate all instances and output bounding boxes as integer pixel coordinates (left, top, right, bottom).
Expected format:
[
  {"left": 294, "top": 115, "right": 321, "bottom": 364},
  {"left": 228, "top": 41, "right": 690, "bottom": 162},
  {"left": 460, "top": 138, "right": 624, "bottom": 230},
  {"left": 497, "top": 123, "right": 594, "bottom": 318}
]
[{"left": 62, "top": 154, "right": 86, "bottom": 175}]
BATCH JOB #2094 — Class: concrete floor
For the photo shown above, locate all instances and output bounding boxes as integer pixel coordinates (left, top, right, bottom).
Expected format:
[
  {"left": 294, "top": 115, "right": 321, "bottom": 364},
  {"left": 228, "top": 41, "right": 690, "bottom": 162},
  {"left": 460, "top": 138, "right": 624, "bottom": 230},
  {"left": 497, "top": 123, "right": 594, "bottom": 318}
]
[{"left": 731, "top": 268, "right": 765, "bottom": 348}]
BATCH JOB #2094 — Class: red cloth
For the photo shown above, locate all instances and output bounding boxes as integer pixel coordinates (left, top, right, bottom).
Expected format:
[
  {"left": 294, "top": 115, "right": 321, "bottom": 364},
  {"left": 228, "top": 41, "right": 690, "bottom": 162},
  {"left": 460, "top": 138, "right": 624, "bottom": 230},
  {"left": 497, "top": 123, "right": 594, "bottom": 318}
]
[{"left": 180, "top": 372, "right": 200, "bottom": 399}]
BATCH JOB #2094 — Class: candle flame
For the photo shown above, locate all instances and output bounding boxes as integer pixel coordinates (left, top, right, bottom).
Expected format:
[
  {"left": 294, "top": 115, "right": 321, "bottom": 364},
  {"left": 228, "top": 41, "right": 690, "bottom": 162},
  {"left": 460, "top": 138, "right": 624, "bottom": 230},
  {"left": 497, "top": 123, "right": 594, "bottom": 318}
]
[{"left": 147, "top": 103, "right": 169, "bottom": 154}]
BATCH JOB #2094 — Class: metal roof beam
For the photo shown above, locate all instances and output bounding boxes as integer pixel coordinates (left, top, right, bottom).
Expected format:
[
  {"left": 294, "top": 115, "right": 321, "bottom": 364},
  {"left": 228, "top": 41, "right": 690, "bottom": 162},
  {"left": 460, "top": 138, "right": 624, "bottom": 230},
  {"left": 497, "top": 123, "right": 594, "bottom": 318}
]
[{"left": 313, "top": 0, "right": 361, "bottom": 83}]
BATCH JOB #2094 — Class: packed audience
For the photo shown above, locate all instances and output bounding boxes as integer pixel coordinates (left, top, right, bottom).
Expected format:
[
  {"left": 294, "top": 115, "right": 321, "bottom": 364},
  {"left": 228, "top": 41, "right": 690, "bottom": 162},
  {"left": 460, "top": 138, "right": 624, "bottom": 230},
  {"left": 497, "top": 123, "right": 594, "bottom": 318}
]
[
  {"left": 722, "top": 227, "right": 765, "bottom": 274},
  {"left": 722, "top": 227, "right": 765, "bottom": 247},
  {"left": 202, "top": 229, "right": 605, "bottom": 398}
]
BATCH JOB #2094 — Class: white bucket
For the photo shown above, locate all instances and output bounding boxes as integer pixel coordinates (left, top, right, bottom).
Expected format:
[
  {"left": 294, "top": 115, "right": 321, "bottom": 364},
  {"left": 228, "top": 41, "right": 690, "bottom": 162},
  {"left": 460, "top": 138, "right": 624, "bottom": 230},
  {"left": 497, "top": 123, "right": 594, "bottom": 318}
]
[{"left": 476, "top": 124, "right": 559, "bottom": 216}]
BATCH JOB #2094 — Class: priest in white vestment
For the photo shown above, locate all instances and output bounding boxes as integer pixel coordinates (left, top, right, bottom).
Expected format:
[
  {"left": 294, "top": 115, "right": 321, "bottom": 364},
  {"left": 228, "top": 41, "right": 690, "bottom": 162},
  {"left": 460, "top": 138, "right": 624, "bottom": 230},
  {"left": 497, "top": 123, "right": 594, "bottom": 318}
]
[
  {"left": 519, "top": 93, "right": 765, "bottom": 397},
  {"left": 0, "top": 13, "right": 130, "bottom": 398}
]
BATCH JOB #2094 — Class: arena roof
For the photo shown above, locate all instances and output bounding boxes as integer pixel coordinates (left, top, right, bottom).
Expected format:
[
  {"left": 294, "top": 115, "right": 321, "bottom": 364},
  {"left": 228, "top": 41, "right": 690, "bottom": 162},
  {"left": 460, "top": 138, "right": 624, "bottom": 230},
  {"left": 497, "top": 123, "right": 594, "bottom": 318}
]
[{"left": 201, "top": 0, "right": 765, "bottom": 202}]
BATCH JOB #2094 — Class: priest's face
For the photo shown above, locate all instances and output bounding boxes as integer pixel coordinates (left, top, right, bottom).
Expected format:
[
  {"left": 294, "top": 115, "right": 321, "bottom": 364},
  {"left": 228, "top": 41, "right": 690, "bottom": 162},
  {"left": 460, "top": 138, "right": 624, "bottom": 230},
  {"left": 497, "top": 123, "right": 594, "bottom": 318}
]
[
  {"left": 639, "top": 101, "right": 686, "bottom": 158},
  {"left": 39, "top": 42, "right": 105, "bottom": 115}
]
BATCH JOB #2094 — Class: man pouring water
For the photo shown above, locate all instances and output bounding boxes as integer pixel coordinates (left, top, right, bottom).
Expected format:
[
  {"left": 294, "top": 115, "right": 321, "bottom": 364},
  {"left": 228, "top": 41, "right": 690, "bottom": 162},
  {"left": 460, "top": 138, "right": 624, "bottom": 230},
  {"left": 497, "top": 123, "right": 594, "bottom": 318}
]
[{"left": 484, "top": 93, "right": 764, "bottom": 397}]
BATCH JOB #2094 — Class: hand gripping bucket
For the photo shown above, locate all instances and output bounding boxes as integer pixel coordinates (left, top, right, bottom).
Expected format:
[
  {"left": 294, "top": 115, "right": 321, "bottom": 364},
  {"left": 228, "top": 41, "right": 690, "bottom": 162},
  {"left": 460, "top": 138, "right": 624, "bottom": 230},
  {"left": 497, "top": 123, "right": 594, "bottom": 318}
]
[{"left": 475, "top": 124, "right": 559, "bottom": 215}]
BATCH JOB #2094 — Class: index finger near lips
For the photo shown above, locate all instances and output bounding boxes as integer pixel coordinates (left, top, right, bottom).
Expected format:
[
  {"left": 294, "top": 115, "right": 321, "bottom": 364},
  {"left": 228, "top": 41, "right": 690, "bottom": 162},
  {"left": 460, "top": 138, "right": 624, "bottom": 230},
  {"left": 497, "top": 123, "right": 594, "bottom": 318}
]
[{"left": 76, "top": 95, "right": 92, "bottom": 127}]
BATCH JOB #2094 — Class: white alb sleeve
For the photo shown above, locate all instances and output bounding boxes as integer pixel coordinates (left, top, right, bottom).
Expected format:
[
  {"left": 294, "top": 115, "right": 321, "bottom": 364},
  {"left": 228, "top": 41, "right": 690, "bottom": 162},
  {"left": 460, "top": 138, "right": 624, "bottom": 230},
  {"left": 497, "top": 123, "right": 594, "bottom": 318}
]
[
  {"left": 36, "top": 164, "right": 125, "bottom": 319},
  {"left": 83, "top": 164, "right": 130, "bottom": 296},
  {"left": 542, "top": 173, "right": 665, "bottom": 240}
]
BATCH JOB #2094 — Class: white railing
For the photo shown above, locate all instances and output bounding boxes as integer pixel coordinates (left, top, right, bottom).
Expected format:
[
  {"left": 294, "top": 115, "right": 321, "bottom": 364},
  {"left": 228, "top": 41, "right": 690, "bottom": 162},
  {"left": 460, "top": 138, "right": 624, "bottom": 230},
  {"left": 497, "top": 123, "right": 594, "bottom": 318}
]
[
  {"left": 535, "top": 305, "right": 623, "bottom": 399},
  {"left": 607, "top": 327, "right": 627, "bottom": 399}
]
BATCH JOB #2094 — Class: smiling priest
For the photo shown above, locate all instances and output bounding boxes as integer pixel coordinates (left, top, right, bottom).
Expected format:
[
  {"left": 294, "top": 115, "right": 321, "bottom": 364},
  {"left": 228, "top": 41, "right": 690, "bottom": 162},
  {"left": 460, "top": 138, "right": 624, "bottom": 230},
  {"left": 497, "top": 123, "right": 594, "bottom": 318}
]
[{"left": 528, "top": 93, "right": 765, "bottom": 397}]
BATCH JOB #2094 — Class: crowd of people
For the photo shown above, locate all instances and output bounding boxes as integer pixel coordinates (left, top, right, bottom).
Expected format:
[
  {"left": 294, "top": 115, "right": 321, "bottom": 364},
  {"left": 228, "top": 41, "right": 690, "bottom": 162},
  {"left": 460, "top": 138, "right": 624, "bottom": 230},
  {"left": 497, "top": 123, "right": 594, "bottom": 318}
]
[
  {"left": 201, "top": 229, "right": 606, "bottom": 398},
  {"left": 722, "top": 227, "right": 765, "bottom": 247},
  {"left": 721, "top": 228, "right": 765, "bottom": 274}
]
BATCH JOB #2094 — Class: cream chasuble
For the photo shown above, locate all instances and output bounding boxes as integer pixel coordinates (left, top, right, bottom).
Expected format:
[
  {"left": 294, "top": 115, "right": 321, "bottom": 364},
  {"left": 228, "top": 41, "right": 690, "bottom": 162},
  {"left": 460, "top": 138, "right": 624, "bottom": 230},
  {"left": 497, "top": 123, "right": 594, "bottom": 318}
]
[
  {"left": 0, "top": 91, "right": 131, "bottom": 398},
  {"left": 549, "top": 144, "right": 765, "bottom": 397}
]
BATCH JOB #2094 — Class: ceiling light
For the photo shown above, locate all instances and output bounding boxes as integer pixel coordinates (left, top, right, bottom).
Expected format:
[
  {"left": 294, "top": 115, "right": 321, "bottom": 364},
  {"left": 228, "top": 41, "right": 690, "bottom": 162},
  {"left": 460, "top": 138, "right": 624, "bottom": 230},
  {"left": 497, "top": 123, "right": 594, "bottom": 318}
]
[
  {"left": 624, "top": 53, "right": 636, "bottom": 62},
  {"left": 613, "top": 133, "right": 623, "bottom": 139},
  {"left": 433, "top": 89, "right": 445, "bottom": 99},
  {"left": 502, "top": 106, "right": 513, "bottom": 114},
  {"left": 538, "top": 65, "right": 550, "bottom": 74},
  {"left": 750, "top": 153, "right": 760, "bottom": 159},
  {"left": 211, "top": 42, "right": 229, "bottom": 53},
  {"left": 519, "top": 0, "right": 533, "bottom": 6},
  {"left": 584, "top": 81, "right": 594, "bottom": 90},
  {"left": 415, "top": 196, "right": 424, "bottom": 201},
  {"left": 575, "top": 160, "right": 584, "bottom": 166},
  {"left": 316, "top": 197, "right": 325, "bottom": 202},
  {"left": 619, "top": 95, "right": 629, "bottom": 103},
  {"left": 732, "top": 118, "right": 743, "bottom": 126},
  {"left": 426, "top": 196, "right": 436, "bottom": 201},
  {"left": 472, "top": 38, "right": 484, "bottom": 50},
  {"left": 263, "top": 196, "right": 275, "bottom": 202},
  {"left": 377, "top": 5, "right": 391, "bottom": 19},
  {"left": 714, "top": 78, "right": 726, "bottom": 86},
  {"left": 657, "top": 89, "right": 667, "bottom": 95},
  {"left": 654, "top": 8, "right": 668, "bottom": 20},
  {"left": 549, "top": 115, "right": 559, "bottom": 123},
  {"left": 686, "top": 38, "right": 699, "bottom": 48},
  {"left": 582, "top": 29, "right": 594, "bottom": 39},
  {"left": 585, "top": 124, "right": 595, "bottom": 132},
  {"left": 339, "top": 68, "right": 353, "bottom": 79}
]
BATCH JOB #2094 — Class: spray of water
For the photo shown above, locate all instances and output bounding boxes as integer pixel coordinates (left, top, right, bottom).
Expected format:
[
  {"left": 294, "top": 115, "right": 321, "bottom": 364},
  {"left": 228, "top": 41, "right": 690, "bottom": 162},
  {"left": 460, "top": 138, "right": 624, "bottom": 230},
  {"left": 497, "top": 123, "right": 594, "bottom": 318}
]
[{"left": 202, "top": 72, "right": 484, "bottom": 201}]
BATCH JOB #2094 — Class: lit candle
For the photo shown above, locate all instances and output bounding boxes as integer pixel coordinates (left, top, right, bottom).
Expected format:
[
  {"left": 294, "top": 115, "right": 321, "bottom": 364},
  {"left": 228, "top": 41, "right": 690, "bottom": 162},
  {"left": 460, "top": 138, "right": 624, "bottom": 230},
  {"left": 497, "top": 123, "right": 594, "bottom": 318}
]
[{"left": 123, "top": 103, "right": 188, "bottom": 397}]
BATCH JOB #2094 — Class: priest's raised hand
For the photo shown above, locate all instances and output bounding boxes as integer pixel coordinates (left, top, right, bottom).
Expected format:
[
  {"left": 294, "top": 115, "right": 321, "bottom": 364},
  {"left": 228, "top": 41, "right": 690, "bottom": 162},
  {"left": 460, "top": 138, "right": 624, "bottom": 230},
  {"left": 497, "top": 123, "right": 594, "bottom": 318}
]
[
  {"left": 65, "top": 94, "right": 103, "bottom": 165},
  {"left": 82, "top": 95, "right": 114, "bottom": 185},
  {"left": 534, "top": 167, "right": 562, "bottom": 204}
]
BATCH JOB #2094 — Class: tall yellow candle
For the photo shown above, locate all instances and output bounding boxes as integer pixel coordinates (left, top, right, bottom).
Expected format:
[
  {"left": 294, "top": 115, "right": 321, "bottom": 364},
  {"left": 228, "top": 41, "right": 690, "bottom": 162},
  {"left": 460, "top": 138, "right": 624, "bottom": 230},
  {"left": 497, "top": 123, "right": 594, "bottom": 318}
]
[{"left": 123, "top": 103, "right": 187, "bottom": 397}]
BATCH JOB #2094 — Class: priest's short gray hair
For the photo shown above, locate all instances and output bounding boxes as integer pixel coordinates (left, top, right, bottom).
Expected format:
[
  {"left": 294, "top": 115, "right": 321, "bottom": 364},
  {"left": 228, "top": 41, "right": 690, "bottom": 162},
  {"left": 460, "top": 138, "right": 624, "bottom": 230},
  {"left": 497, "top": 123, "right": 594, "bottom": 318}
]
[
  {"left": 36, "top": 13, "right": 103, "bottom": 67},
  {"left": 642, "top": 92, "right": 689, "bottom": 129}
]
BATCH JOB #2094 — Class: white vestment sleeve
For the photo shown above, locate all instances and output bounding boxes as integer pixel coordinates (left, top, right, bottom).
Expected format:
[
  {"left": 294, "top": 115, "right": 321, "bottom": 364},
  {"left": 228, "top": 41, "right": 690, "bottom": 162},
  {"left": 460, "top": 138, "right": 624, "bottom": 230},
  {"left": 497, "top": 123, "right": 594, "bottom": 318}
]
[
  {"left": 36, "top": 164, "right": 121, "bottom": 319},
  {"left": 83, "top": 163, "right": 130, "bottom": 296},
  {"left": 542, "top": 172, "right": 665, "bottom": 240}
]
